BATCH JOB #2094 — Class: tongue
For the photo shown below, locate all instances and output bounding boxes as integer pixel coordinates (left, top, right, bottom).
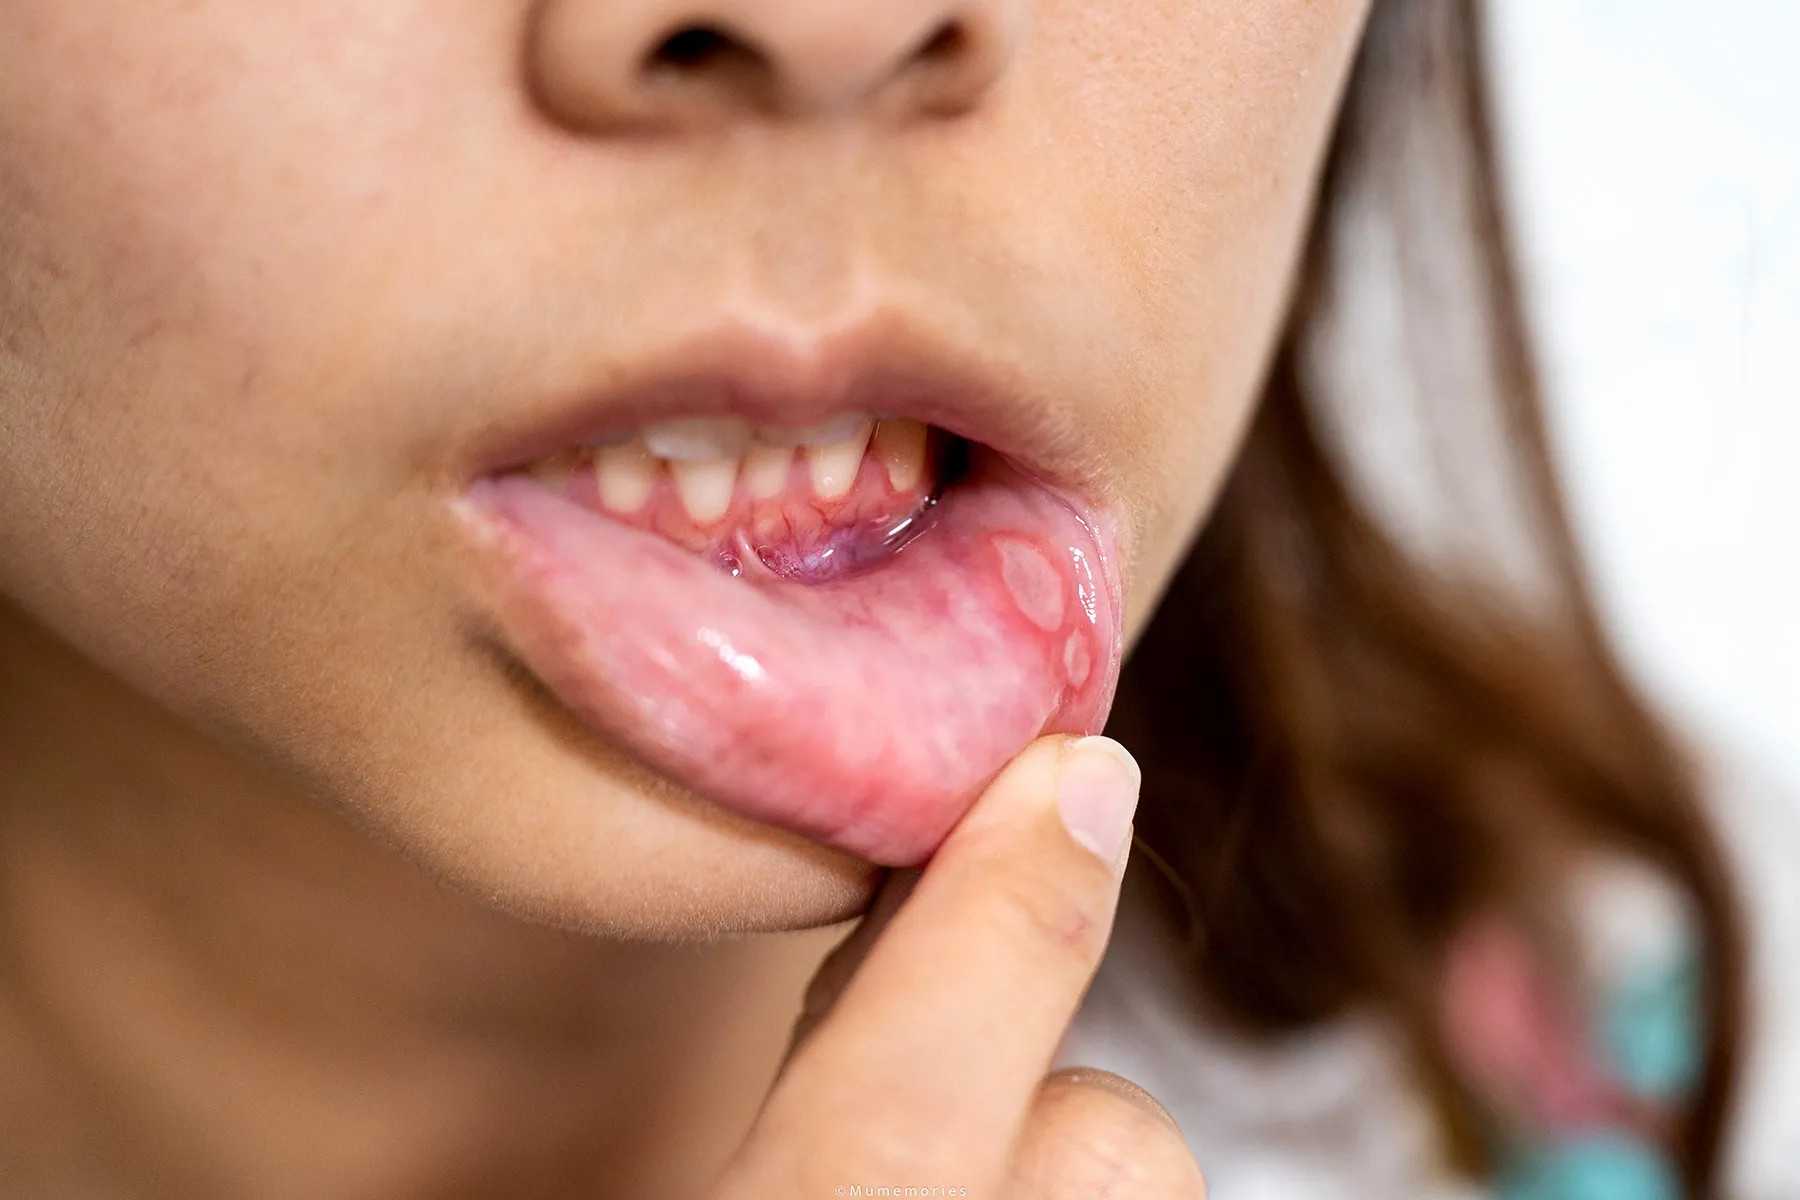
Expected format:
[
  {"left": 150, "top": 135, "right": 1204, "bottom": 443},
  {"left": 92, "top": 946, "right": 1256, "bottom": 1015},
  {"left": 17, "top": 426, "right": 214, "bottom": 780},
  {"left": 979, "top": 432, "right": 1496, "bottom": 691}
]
[{"left": 464, "top": 456, "right": 1123, "bottom": 866}]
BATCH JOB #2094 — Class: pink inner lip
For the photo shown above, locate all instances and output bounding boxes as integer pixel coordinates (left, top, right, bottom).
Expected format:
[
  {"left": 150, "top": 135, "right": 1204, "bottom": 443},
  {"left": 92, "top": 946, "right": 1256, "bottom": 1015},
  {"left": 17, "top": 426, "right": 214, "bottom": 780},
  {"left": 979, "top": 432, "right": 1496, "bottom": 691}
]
[{"left": 461, "top": 448, "right": 1123, "bottom": 867}]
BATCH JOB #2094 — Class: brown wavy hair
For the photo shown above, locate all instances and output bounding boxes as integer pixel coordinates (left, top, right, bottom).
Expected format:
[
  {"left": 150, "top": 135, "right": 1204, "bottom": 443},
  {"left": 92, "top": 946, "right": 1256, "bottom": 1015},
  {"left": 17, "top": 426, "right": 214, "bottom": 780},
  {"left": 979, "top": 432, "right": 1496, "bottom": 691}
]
[{"left": 1111, "top": 2, "right": 1746, "bottom": 1191}]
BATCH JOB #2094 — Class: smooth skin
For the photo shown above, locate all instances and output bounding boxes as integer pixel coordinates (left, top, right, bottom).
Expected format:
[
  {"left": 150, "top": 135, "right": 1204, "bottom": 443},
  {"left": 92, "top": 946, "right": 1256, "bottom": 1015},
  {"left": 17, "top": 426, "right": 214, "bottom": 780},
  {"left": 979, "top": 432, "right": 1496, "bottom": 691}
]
[{"left": 0, "top": 0, "right": 1367, "bottom": 1193}]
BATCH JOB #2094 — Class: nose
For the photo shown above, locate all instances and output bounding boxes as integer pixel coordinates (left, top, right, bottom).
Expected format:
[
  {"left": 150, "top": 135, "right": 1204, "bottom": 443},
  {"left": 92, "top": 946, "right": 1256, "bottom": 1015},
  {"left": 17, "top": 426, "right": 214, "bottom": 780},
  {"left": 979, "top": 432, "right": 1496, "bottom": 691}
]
[{"left": 528, "top": 0, "right": 1027, "bottom": 131}]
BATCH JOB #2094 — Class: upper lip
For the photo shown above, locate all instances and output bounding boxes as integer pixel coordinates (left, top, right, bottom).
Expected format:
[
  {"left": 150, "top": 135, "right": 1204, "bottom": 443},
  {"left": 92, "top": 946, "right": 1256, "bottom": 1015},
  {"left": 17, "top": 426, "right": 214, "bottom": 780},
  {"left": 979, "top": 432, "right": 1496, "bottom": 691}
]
[{"left": 458, "top": 312, "right": 1115, "bottom": 511}]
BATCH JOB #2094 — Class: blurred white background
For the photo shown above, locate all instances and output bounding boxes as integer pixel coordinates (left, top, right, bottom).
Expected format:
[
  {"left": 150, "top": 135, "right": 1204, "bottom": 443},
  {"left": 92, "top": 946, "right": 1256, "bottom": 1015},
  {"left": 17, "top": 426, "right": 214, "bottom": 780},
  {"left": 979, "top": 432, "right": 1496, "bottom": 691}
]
[
  {"left": 1489, "top": 1, "right": 1799, "bottom": 795},
  {"left": 1488, "top": 4, "right": 1800, "bottom": 1182}
]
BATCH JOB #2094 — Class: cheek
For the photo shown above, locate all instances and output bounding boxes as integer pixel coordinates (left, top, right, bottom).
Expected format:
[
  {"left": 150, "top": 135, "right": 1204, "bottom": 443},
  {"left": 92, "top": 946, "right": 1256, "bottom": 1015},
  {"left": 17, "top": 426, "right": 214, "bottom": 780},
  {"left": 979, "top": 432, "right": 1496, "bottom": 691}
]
[
  {"left": 0, "top": 1, "right": 472, "bottom": 686},
  {"left": 0, "top": 162, "right": 234, "bottom": 660},
  {"left": 1029, "top": 0, "right": 1368, "bottom": 631}
]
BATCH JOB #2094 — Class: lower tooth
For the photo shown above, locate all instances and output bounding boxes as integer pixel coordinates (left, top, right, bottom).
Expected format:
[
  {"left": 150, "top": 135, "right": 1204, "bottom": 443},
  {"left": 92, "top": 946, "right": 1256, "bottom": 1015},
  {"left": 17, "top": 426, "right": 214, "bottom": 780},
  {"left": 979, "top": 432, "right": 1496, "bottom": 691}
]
[
  {"left": 595, "top": 441, "right": 659, "bottom": 514},
  {"left": 669, "top": 457, "right": 738, "bottom": 525},
  {"left": 743, "top": 442, "right": 794, "bottom": 500},
  {"left": 871, "top": 419, "right": 929, "bottom": 492},
  {"left": 807, "top": 418, "right": 875, "bottom": 500}
]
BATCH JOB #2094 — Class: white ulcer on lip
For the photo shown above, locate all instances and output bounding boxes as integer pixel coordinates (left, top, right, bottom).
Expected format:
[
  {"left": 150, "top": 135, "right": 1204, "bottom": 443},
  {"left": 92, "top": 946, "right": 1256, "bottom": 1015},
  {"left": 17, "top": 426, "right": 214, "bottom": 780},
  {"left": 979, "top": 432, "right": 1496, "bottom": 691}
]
[{"left": 578, "top": 415, "right": 929, "bottom": 527}]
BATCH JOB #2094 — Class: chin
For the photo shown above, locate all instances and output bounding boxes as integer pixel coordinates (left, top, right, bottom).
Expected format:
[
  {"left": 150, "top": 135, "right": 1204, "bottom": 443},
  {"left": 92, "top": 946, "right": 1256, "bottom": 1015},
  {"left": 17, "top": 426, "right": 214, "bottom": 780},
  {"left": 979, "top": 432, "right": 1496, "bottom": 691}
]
[{"left": 331, "top": 689, "right": 885, "bottom": 941}]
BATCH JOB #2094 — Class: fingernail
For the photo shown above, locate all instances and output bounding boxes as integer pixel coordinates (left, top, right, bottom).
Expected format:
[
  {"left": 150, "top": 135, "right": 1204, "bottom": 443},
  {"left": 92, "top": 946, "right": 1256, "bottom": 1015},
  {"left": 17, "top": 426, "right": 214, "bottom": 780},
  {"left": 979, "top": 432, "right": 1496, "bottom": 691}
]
[{"left": 1057, "top": 736, "right": 1141, "bottom": 867}]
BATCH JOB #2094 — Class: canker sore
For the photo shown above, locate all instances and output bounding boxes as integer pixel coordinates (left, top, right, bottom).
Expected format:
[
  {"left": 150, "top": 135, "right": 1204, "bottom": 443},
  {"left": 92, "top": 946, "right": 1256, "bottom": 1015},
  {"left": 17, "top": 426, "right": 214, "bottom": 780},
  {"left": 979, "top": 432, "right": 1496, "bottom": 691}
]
[{"left": 465, "top": 450, "right": 1123, "bottom": 866}]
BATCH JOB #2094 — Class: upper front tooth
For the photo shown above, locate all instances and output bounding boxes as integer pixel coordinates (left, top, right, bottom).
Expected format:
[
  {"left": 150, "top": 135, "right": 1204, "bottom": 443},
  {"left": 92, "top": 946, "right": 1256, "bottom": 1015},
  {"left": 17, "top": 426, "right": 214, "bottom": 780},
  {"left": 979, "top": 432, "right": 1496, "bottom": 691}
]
[
  {"left": 806, "top": 416, "right": 875, "bottom": 500},
  {"left": 755, "top": 413, "right": 873, "bottom": 448},
  {"left": 669, "top": 457, "right": 739, "bottom": 525},
  {"left": 641, "top": 417, "right": 752, "bottom": 461}
]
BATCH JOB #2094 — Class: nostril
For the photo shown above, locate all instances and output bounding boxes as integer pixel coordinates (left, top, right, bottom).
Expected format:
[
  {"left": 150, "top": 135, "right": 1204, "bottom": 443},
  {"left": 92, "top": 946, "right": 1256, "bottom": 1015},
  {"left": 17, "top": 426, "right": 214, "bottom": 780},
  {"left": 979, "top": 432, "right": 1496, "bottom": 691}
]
[
  {"left": 645, "top": 23, "right": 767, "bottom": 75},
  {"left": 914, "top": 19, "right": 968, "bottom": 65},
  {"left": 531, "top": 4, "right": 1017, "bottom": 131},
  {"left": 640, "top": 14, "right": 988, "bottom": 118},
  {"left": 903, "top": 16, "right": 1005, "bottom": 118}
]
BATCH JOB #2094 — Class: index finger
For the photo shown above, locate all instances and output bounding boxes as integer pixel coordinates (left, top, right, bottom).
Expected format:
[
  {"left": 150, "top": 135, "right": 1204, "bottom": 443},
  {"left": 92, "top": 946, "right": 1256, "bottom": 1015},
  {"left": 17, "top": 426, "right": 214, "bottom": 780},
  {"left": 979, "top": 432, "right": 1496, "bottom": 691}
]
[{"left": 746, "top": 734, "right": 1140, "bottom": 1186}]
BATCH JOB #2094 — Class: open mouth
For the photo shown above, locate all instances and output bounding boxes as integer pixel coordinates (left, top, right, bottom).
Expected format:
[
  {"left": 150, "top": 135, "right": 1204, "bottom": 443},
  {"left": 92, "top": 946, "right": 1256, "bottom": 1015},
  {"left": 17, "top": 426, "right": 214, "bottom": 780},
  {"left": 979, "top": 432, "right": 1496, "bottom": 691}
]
[
  {"left": 529, "top": 414, "right": 944, "bottom": 583},
  {"left": 455, "top": 339, "right": 1124, "bottom": 867}
]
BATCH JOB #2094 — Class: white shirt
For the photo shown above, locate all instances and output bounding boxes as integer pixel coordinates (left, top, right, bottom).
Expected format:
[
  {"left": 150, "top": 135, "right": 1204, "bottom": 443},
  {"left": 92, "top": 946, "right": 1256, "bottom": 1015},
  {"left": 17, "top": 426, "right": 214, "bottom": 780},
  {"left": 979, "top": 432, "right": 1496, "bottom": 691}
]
[{"left": 1058, "top": 755, "right": 1800, "bottom": 1199}]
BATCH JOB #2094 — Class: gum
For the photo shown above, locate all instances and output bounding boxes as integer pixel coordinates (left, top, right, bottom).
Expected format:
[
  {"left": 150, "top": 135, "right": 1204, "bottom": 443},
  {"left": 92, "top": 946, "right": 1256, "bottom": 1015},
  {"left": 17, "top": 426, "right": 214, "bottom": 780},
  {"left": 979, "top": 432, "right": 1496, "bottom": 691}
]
[{"left": 466, "top": 454, "right": 1123, "bottom": 866}]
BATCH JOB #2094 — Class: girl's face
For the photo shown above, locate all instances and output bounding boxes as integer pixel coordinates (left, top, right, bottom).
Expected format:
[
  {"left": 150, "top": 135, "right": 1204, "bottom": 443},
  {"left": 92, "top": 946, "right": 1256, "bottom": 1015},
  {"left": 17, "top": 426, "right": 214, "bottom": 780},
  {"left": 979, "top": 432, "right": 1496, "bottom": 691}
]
[{"left": 0, "top": 0, "right": 1368, "bottom": 933}]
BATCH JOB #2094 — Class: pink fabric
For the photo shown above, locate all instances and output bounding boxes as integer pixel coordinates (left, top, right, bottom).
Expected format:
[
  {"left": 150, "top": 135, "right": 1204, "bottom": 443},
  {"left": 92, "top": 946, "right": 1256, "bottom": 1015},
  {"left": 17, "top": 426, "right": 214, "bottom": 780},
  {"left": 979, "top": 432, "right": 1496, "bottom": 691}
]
[{"left": 1441, "top": 919, "right": 1672, "bottom": 1145}]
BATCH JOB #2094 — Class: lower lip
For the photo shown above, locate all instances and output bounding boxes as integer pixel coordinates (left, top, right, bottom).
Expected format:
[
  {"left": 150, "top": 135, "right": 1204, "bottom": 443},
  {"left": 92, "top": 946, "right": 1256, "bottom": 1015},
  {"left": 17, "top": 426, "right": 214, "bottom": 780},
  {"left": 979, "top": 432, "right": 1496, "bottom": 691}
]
[{"left": 458, "top": 453, "right": 1123, "bottom": 866}]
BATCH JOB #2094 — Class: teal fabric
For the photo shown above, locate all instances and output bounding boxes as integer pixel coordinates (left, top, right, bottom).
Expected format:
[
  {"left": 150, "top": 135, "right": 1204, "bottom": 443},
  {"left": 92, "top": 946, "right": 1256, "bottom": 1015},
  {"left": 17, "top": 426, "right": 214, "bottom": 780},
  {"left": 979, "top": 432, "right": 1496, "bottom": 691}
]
[
  {"left": 1480, "top": 911, "right": 1703, "bottom": 1198},
  {"left": 1498, "top": 1134, "right": 1681, "bottom": 1200},
  {"left": 1599, "top": 950, "right": 1702, "bottom": 1103},
  {"left": 1487, "top": 941, "right": 1701, "bottom": 1198}
]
